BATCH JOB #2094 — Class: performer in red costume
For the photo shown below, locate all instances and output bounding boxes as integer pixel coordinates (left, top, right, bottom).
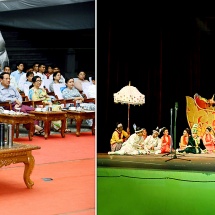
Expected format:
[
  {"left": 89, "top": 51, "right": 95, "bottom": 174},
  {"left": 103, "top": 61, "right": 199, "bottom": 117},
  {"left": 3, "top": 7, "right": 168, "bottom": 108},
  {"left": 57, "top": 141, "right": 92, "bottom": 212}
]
[
  {"left": 160, "top": 127, "right": 172, "bottom": 154},
  {"left": 202, "top": 126, "right": 215, "bottom": 153}
]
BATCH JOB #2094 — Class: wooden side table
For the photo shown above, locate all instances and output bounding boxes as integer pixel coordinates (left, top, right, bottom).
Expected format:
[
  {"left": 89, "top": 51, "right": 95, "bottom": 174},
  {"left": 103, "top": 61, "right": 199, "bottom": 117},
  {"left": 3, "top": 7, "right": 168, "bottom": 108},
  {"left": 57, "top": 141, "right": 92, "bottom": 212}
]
[
  {"left": 66, "top": 110, "right": 95, "bottom": 136},
  {"left": 0, "top": 113, "right": 35, "bottom": 140},
  {"left": 30, "top": 110, "right": 67, "bottom": 139},
  {"left": 0, "top": 142, "right": 41, "bottom": 189}
]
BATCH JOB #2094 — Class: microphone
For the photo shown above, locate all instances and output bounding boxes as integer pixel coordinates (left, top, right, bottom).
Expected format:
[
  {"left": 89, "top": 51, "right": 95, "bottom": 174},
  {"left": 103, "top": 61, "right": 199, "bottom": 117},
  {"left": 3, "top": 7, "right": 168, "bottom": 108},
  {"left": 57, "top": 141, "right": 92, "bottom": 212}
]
[{"left": 175, "top": 102, "right": 178, "bottom": 111}]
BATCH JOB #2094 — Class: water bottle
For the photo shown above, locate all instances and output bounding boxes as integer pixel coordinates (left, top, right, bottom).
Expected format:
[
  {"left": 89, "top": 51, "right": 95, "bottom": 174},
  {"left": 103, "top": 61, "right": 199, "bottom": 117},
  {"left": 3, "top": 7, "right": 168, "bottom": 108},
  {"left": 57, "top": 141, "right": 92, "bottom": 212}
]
[
  {"left": 7, "top": 124, "right": 13, "bottom": 147},
  {"left": 0, "top": 123, "right": 5, "bottom": 147}
]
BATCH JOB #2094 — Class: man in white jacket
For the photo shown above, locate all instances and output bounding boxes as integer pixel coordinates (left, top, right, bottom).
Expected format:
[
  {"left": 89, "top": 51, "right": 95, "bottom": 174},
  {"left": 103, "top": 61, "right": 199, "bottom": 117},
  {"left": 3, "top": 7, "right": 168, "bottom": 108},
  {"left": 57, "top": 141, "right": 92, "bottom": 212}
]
[
  {"left": 108, "top": 126, "right": 147, "bottom": 155},
  {"left": 143, "top": 127, "right": 162, "bottom": 154}
]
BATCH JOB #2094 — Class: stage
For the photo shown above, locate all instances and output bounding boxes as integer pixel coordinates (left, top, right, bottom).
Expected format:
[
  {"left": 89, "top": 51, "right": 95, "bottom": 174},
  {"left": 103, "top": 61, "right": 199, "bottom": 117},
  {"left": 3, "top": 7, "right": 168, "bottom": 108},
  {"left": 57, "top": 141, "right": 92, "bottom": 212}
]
[
  {"left": 97, "top": 152, "right": 215, "bottom": 172},
  {"left": 97, "top": 153, "right": 215, "bottom": 215}
]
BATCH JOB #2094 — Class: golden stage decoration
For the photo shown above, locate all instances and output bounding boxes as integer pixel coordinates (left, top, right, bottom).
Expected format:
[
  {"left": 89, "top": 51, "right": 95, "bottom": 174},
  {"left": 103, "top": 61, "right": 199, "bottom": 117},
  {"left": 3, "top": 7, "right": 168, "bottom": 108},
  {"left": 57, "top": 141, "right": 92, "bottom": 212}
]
[{"left": 186, "top": 95, "right": 215, "bottom": 137}]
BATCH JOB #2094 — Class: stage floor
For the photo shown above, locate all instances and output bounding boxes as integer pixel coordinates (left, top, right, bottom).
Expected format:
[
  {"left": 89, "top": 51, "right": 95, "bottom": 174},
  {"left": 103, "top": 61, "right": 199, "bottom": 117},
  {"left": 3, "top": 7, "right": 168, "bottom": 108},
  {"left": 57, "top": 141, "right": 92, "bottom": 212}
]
[{"left": 97, "top": 152, "right": 215, "bottom": 173}]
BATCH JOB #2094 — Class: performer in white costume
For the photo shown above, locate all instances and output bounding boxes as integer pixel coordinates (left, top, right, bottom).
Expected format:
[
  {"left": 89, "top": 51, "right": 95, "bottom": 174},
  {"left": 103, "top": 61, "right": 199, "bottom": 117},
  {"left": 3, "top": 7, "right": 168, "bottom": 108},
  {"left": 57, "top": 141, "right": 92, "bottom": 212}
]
[
  {"left": 108, "top": 126, "right": 148, "bottom": 155},
  {"left": 143, "top": 127, "right": 162, "bottom": 154}
]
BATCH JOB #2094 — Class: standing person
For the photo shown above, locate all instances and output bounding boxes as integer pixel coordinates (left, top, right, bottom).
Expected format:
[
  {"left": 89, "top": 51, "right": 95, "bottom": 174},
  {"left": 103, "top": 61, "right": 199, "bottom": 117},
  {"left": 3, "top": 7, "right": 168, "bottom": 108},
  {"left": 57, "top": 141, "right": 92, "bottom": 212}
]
[
  {"left": 177, "top": 124, "right": 207, "bottom": 154},
  {"left": 108, "top": 126, "right": 146, "bottom": 155},
  {"left": 0, "top": 72, "right": 44, "bottom": 135},
  {"left": 110, "top": 122, "right": 130, "bottom": 152},
  {"left": 160, "top": 127, "right": 172, "bottom": 154},
  {"left": 202, "top": 126, "right": 215, "bottom": 153},
  {"left": 178, "top": 128, "right": 191, "bottom": 150}
]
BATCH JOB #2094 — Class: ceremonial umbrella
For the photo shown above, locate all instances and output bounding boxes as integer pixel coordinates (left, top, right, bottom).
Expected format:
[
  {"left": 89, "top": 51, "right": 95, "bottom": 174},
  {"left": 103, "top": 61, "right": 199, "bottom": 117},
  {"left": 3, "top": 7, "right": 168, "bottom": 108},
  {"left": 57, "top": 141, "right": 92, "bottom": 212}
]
[{"left": 114, "top": 81, "right": 145, "bottom": 131}]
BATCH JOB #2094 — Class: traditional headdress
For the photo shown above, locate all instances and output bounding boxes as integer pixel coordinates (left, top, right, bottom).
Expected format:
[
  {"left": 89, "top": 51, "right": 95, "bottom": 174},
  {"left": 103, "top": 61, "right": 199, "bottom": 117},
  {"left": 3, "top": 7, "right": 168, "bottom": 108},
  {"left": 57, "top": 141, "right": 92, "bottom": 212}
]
[
  {"left": 191, "top": 124, "right": 198, "bottom": 133},
  {"left": 152, "top": 127, "right": 161, "bottom": 135},
  {"left": 133, "top": 123, "right": 143, "bottom": 133},
  {"left": 116, "top": 122, "right": 123, "bottom": 128}
]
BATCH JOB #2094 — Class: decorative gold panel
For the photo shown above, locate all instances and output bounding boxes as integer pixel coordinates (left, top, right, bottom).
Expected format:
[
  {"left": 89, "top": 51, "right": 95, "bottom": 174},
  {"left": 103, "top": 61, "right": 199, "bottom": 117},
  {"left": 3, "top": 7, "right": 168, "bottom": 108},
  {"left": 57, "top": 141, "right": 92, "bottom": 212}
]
[{"left": 186, "top": 96, "right": 215, "bottom": 137}]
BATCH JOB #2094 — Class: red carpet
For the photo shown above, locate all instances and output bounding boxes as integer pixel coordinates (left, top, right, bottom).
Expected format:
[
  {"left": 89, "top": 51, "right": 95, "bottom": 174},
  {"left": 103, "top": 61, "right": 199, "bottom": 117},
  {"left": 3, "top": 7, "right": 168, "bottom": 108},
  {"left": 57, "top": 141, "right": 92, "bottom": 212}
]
[
  {"left": 3, "top": 132, "right": 95, "bottom": 166},
  {"left": 0, "top": 132, "right": 95, "bottom": 215}
]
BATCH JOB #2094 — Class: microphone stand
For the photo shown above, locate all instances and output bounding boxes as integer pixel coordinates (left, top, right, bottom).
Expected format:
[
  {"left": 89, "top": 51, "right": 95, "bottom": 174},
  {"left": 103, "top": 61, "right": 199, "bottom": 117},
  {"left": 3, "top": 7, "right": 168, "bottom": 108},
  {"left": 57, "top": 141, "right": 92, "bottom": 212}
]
[{"left": 165, "top": 102, "right": 191, "bottom": 162}]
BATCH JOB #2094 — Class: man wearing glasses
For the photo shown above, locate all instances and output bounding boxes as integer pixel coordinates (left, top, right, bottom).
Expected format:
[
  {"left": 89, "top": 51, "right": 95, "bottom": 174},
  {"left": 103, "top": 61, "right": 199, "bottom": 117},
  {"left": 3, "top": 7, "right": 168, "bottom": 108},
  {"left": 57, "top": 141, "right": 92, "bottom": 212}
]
[{"left": 0, "top": 72, "right": 44, "bottom": 134}]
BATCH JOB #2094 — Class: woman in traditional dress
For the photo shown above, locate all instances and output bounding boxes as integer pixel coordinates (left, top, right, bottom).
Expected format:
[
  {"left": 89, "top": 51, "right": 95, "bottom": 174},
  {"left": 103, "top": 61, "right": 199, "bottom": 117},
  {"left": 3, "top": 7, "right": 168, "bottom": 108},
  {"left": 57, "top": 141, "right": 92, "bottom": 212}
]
[
  {"left": 202, "top": 126, "right": 215, "bottom": 153},
  {"left": 160, "top": 127, "right": 172, "bottom": 154},
  {"left": 28, "top": 76, "right": 71, "bottom": 133},
  {"left": 110, "top": 122, "right": 130, "bottom": 152},
  {"left": 177, "top": 124, "right": 207, "bottom": 154},
  {"left": 62, "top": 77, "right": 95, "bottom": 126},
  {"left": 178, "top": 128, "right": 191, "bottom": 150}
]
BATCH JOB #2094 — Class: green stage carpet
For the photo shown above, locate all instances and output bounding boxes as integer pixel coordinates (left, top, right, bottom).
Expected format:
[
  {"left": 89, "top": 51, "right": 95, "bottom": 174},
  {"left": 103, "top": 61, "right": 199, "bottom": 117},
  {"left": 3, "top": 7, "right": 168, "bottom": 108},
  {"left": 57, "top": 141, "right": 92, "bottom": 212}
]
[{"left": 98, "top": 167, "right": 215, "bottom": 215}]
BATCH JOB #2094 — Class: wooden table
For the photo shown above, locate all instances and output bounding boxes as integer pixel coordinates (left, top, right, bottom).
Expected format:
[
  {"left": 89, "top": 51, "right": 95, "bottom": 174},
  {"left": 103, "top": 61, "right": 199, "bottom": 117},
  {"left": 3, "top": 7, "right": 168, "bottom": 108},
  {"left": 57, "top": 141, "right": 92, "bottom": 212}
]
[
  {"left": 0, "top": 113, "right": 35, "bottom": 140},
  {"left": 30, "top": 110, "right": 67, "bottom": 139},
  {"left": 0, "top": 142, "right": 41, "bottom": 189},
  {"left": 66, "top": 110, "right": 95, "bottom": 136}
]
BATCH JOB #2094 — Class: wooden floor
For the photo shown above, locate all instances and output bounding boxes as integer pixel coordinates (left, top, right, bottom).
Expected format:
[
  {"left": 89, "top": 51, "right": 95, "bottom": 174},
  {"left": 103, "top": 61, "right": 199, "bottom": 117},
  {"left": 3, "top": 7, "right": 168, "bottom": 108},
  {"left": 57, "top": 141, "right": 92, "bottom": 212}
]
[{"left": 97, "top": 152, "right": 215, "bottom": 172}]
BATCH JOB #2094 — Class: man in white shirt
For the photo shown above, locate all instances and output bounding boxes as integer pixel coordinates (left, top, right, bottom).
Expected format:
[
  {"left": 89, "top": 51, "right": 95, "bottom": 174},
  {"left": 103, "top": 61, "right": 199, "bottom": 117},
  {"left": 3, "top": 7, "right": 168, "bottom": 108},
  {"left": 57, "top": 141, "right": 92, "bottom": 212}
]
[
  {"left": 143, "top": 127, "right": 162, "bottom": 154},
  {"left": 87, "top": 76, "right": 96, "bottom": 98},
  {"left": 2, "top": 65, "right": 19, "bottom": 91},
  {"left": 10, "top": 62, "right": 25, "bottom": 88}
]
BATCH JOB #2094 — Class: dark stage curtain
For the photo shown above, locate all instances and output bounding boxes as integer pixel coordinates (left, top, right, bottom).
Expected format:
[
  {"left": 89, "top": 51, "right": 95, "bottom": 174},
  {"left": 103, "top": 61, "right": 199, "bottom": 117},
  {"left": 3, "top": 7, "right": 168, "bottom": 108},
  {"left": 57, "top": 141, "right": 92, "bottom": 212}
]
[{"left": 98, "top": 9, "right": 215, "bottom": 152}]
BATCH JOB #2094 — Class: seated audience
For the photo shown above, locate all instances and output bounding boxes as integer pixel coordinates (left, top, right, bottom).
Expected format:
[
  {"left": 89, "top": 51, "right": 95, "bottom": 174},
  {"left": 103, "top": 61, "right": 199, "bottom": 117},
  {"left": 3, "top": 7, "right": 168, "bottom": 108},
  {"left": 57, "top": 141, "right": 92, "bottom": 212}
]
[
  {"left": 110, "top": 122, "right": 130, "bottom": 152},
  {"left": 46, "top": 66, "right": 65, "bottom": 83},
  {"left": 49, "top": 71, "right": 65, "bottom": 92},
  {"left": 62, "top": 77, "right": 95, "bottom": 126},
  {"left": 19, "top": 71, "right": 34, "bottom": 93},
  {"left": 0, "top": 72, "right": 44, "bottom": 135},
  {"left": 28, "top": 76, "right": 52, "bottom": 105},
  {"left": 28, "top": 76, "right": 71, "bottom": 133},
  {"left": 2, "top": 65, "right": 19, "bottom": 91},
  {"left": 10, "top": 62, "right": 25, "bottom": 90},
  {"left": 74, "top": 70, "right": 91, "bottom": 94}
]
